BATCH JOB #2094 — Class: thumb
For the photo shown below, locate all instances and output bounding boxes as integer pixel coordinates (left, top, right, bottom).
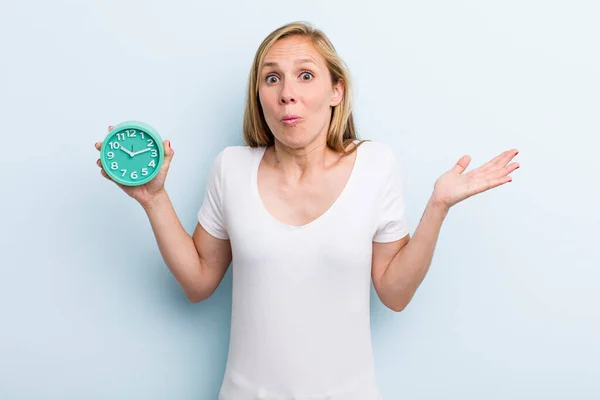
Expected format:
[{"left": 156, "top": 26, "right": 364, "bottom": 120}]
[
  {"left": 163, "top": 140, "right": 174, "bottom": 162},
  {"left": 451, "top": 155, "right": 471, "bottom": 174}
]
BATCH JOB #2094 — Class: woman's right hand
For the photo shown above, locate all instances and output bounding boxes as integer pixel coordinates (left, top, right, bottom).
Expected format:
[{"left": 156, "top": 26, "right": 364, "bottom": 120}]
[{"left": 95, "top": 125, "right": 175, "bottom": 208}]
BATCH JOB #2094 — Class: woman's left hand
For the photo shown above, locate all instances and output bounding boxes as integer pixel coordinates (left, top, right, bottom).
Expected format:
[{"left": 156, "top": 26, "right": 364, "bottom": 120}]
[{"left": 431, "top": 148, "right": 520, "bottom": 210}]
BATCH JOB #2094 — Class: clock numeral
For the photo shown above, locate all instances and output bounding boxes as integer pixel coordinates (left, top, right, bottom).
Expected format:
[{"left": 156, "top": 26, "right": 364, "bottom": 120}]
[
  {"left": 141, "top": 168, "right": 149, "bottom": 176},
  {"left": 130, "top": 171, "right": 138, "bottom": 179},
  {"left": 147, "top": 138, "right": 154, "bottom": 147},
  {"left": 148, "top": 159, "right": 156, "bottom": 168},
  {"left": 107, "top": 151, "right": 115, "bottom": 160},
  {"left": 121, "top": 169, "right": 127, "bottom": 177},
  {"left": 151, "top": 149, "right": 157, "bottom": 157},
  {"left": 109, "top": 142, "right": 120, "bottom": 150},
  {"left": 111, "top": 162, "right": 118, "bottom": 170},
  {"left": 117, "top": 133, "right": 125, "bottom": 141},
  {"left": 140, "top": 132, "right": 145, "bottom": 139},
  {"left": 126, "top": 130, "right": 137, "bottom": 138}
]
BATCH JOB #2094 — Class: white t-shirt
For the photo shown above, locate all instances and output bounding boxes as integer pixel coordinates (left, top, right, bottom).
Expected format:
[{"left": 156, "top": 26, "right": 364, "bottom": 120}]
[{"left": 197, "top": 140, "right": 410, "bottom": 400}]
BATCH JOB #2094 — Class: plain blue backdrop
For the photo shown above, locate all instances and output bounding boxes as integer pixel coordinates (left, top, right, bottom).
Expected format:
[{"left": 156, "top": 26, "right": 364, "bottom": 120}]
[{"left": 1, "top": 0, "right": 599, "bottom": 398}]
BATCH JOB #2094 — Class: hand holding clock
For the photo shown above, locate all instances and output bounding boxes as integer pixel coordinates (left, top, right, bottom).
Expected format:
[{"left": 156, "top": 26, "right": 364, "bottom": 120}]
[{"left": 95, "top": 124, "right": 174, "bottom": 208}]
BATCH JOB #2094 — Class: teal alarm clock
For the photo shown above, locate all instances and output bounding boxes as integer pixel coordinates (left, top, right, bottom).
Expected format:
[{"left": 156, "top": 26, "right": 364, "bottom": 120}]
[{"left": 100, "top": 121, "right": 165, "bottom": 186}]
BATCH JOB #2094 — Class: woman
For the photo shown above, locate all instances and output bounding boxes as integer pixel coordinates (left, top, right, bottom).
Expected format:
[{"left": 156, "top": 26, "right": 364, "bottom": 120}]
[{"left": 95, "top": 21, "right": 519, "bottom": 400}]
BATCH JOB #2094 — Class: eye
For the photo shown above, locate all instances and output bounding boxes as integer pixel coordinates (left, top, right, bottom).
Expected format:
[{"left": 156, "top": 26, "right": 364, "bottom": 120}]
[
  {"left": 300, "top": 71, "right": 314, "bottom": 81},
  {"left": 266, "top": 74, "right": 279, "bottom": 84}
]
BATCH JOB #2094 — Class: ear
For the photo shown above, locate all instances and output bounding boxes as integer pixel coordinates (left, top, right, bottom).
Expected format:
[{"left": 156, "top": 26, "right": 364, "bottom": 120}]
[{"left": 330, "top": 81, "right": 344, "bottom": 107}]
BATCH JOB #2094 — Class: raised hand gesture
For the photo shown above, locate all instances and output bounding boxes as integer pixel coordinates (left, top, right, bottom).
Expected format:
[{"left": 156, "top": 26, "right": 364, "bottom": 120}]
[{"left": 431, "top": 149, "right": 520, "bottom": 210}]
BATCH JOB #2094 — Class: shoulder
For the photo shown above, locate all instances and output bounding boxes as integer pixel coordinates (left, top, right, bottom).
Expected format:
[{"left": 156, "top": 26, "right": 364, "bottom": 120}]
[
  {"left": 356, "top": 140, "right": 399, "bottom": 168},
  {"left": 358, "top": 140, "right": 395, "bottom": 153},
  {"left": 212, "top": 145, "right": 265, "bottom": 167}
]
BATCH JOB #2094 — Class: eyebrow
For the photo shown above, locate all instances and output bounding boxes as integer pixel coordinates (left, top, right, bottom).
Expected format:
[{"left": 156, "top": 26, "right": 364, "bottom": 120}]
[{"left": 262, "top": 58, "right": 317, "bottom": 68}]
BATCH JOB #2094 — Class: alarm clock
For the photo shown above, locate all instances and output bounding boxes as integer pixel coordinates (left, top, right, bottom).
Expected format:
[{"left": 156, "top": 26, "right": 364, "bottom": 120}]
[{"left": 99, "top": 121, "right": 165, "bottom": 186}]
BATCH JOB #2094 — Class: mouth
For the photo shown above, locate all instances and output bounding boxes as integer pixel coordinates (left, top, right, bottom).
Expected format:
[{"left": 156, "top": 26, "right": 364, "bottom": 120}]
[{"left": 281, "top": 115, "right": 301, "bottom": 126}]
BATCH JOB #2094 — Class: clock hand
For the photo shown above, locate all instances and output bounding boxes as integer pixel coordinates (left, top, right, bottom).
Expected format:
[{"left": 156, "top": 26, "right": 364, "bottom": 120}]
[
  {"left": 119, "top": 147, "right": 134, "bottom": 157},
  {"left": 132, "top": 148, "right": 152, "bottom": 157}
]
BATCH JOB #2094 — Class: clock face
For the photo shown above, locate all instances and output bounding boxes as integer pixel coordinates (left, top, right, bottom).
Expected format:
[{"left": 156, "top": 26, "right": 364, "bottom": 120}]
[{"left": 100, "top": 122, "right": 164, "bottom": 186}]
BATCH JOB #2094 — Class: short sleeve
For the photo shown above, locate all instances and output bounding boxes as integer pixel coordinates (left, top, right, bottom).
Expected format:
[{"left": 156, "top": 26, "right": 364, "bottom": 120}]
[
  {"left": 373, "top": 147, "right": 410, "bottom": 243},
  {"left": 197, "top": 148, "right": 229, "bottom": 240}
]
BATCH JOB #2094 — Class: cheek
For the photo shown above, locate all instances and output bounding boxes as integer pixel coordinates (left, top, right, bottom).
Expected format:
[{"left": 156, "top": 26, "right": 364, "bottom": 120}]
[
  {"left": 258, "top": 90, "right": 277, "bottom": 117},
  {"left": 303, "top": 85, "right": 331, "bottom": 112},
  {"left": 304, "top": 92, "right": 330, "bottom": 115}
]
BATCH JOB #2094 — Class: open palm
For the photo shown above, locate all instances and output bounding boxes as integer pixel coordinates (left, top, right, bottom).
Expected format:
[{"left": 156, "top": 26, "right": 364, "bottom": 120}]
[{"left": 431, "top": 149, "right": 520, "bottom": 210}]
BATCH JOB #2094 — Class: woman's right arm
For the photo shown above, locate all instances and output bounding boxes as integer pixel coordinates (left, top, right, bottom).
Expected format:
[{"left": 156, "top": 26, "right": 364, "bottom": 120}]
[
  {"left": 96, "top": 126, "right": 231, "bottom": 302},
  {"left": 142, "top": 190, "right": 232, "bottom": 302}
]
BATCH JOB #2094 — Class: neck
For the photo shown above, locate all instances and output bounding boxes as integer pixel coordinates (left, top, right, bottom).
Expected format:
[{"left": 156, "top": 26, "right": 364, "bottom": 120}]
[{"left": 269, "top": 137, "right": 334, "bottom": 182}]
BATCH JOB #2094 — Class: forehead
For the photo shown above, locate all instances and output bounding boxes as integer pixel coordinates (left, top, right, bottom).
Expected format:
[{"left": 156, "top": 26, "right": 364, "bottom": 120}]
[{"left": 262, "top": 35, "right": 324, "bottom": 66}]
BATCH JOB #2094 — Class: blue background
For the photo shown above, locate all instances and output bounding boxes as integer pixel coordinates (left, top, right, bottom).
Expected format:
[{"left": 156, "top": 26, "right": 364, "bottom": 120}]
[{"left": 1, "top": 0, "right": 598, "bottom": 398}]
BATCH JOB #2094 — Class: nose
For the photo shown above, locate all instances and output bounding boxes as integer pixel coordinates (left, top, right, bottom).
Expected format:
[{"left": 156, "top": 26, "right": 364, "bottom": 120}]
[
  {"left": 280, "top": 94, "right": 296, "bottom": 105},
  {"left": 279, "top": 80, "right": 297, "bottom": 105}
]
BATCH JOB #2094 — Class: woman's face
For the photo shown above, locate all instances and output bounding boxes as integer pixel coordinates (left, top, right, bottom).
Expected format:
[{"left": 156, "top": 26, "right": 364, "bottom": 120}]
[{"left": 258, "top": 35, "right": 344, "bottom": 150}]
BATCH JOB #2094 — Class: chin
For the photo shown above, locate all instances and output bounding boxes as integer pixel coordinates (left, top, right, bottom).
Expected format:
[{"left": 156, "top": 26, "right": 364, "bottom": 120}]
[{"left": 274, "top": 131, "right": 315, "bottom": 149}]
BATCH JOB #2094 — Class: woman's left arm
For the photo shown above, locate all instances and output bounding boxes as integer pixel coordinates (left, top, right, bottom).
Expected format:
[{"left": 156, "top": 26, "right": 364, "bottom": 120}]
[{"left": 372, "top": 148, "right": 520, "bottom": 312}]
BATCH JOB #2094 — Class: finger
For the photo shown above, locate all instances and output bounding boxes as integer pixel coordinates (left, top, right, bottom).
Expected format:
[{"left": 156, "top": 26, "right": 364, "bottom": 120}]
[
  {"left": 108, "top": 125, "right": 114, "bottom": 131},
  {"left": 480, "top": 149, "right": 518, "bottom": 173},
  {"left": 100, "top": 167, "right": 125, "bottom": 189},
  {"left": 511, "top": 162, "right": 520, "bottom": 171},
  {"left": 95, "top": 142, "right": 102, "bottom": 150},
  {"left": 488, "top": 161, "right": 520, "bottom": 180},
  {"left": 478, "top": 152, "right": 507, "bottom": 172},
  {"left": 451, "top": 155, "right": 471, "bottom": 174},
  {"left": 493, "top": 148, "right": 519, "bottom": 168},
  {"left": 486, "top": 175, "right": 513, "bottom": 190},
  {"left": 504, "top": 161, "right": 520, "bottom": 174},
  {"left": 97, "top": 159, "right": 102, "bottom": 167},
  {"left": 100, "top": 168, "right": 111, "bottom": 180},
  {"left": 163, "top": 140, "right": 174, "bottom": 162},
  {"left": 470, "top": 176, "right": 510, "bottom": 196}
]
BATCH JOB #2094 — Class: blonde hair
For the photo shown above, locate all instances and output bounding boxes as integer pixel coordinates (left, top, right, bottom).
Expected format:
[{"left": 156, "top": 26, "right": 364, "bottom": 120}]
[{"left": 242, "top": 21, "right": 366, "bottom": 155}]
